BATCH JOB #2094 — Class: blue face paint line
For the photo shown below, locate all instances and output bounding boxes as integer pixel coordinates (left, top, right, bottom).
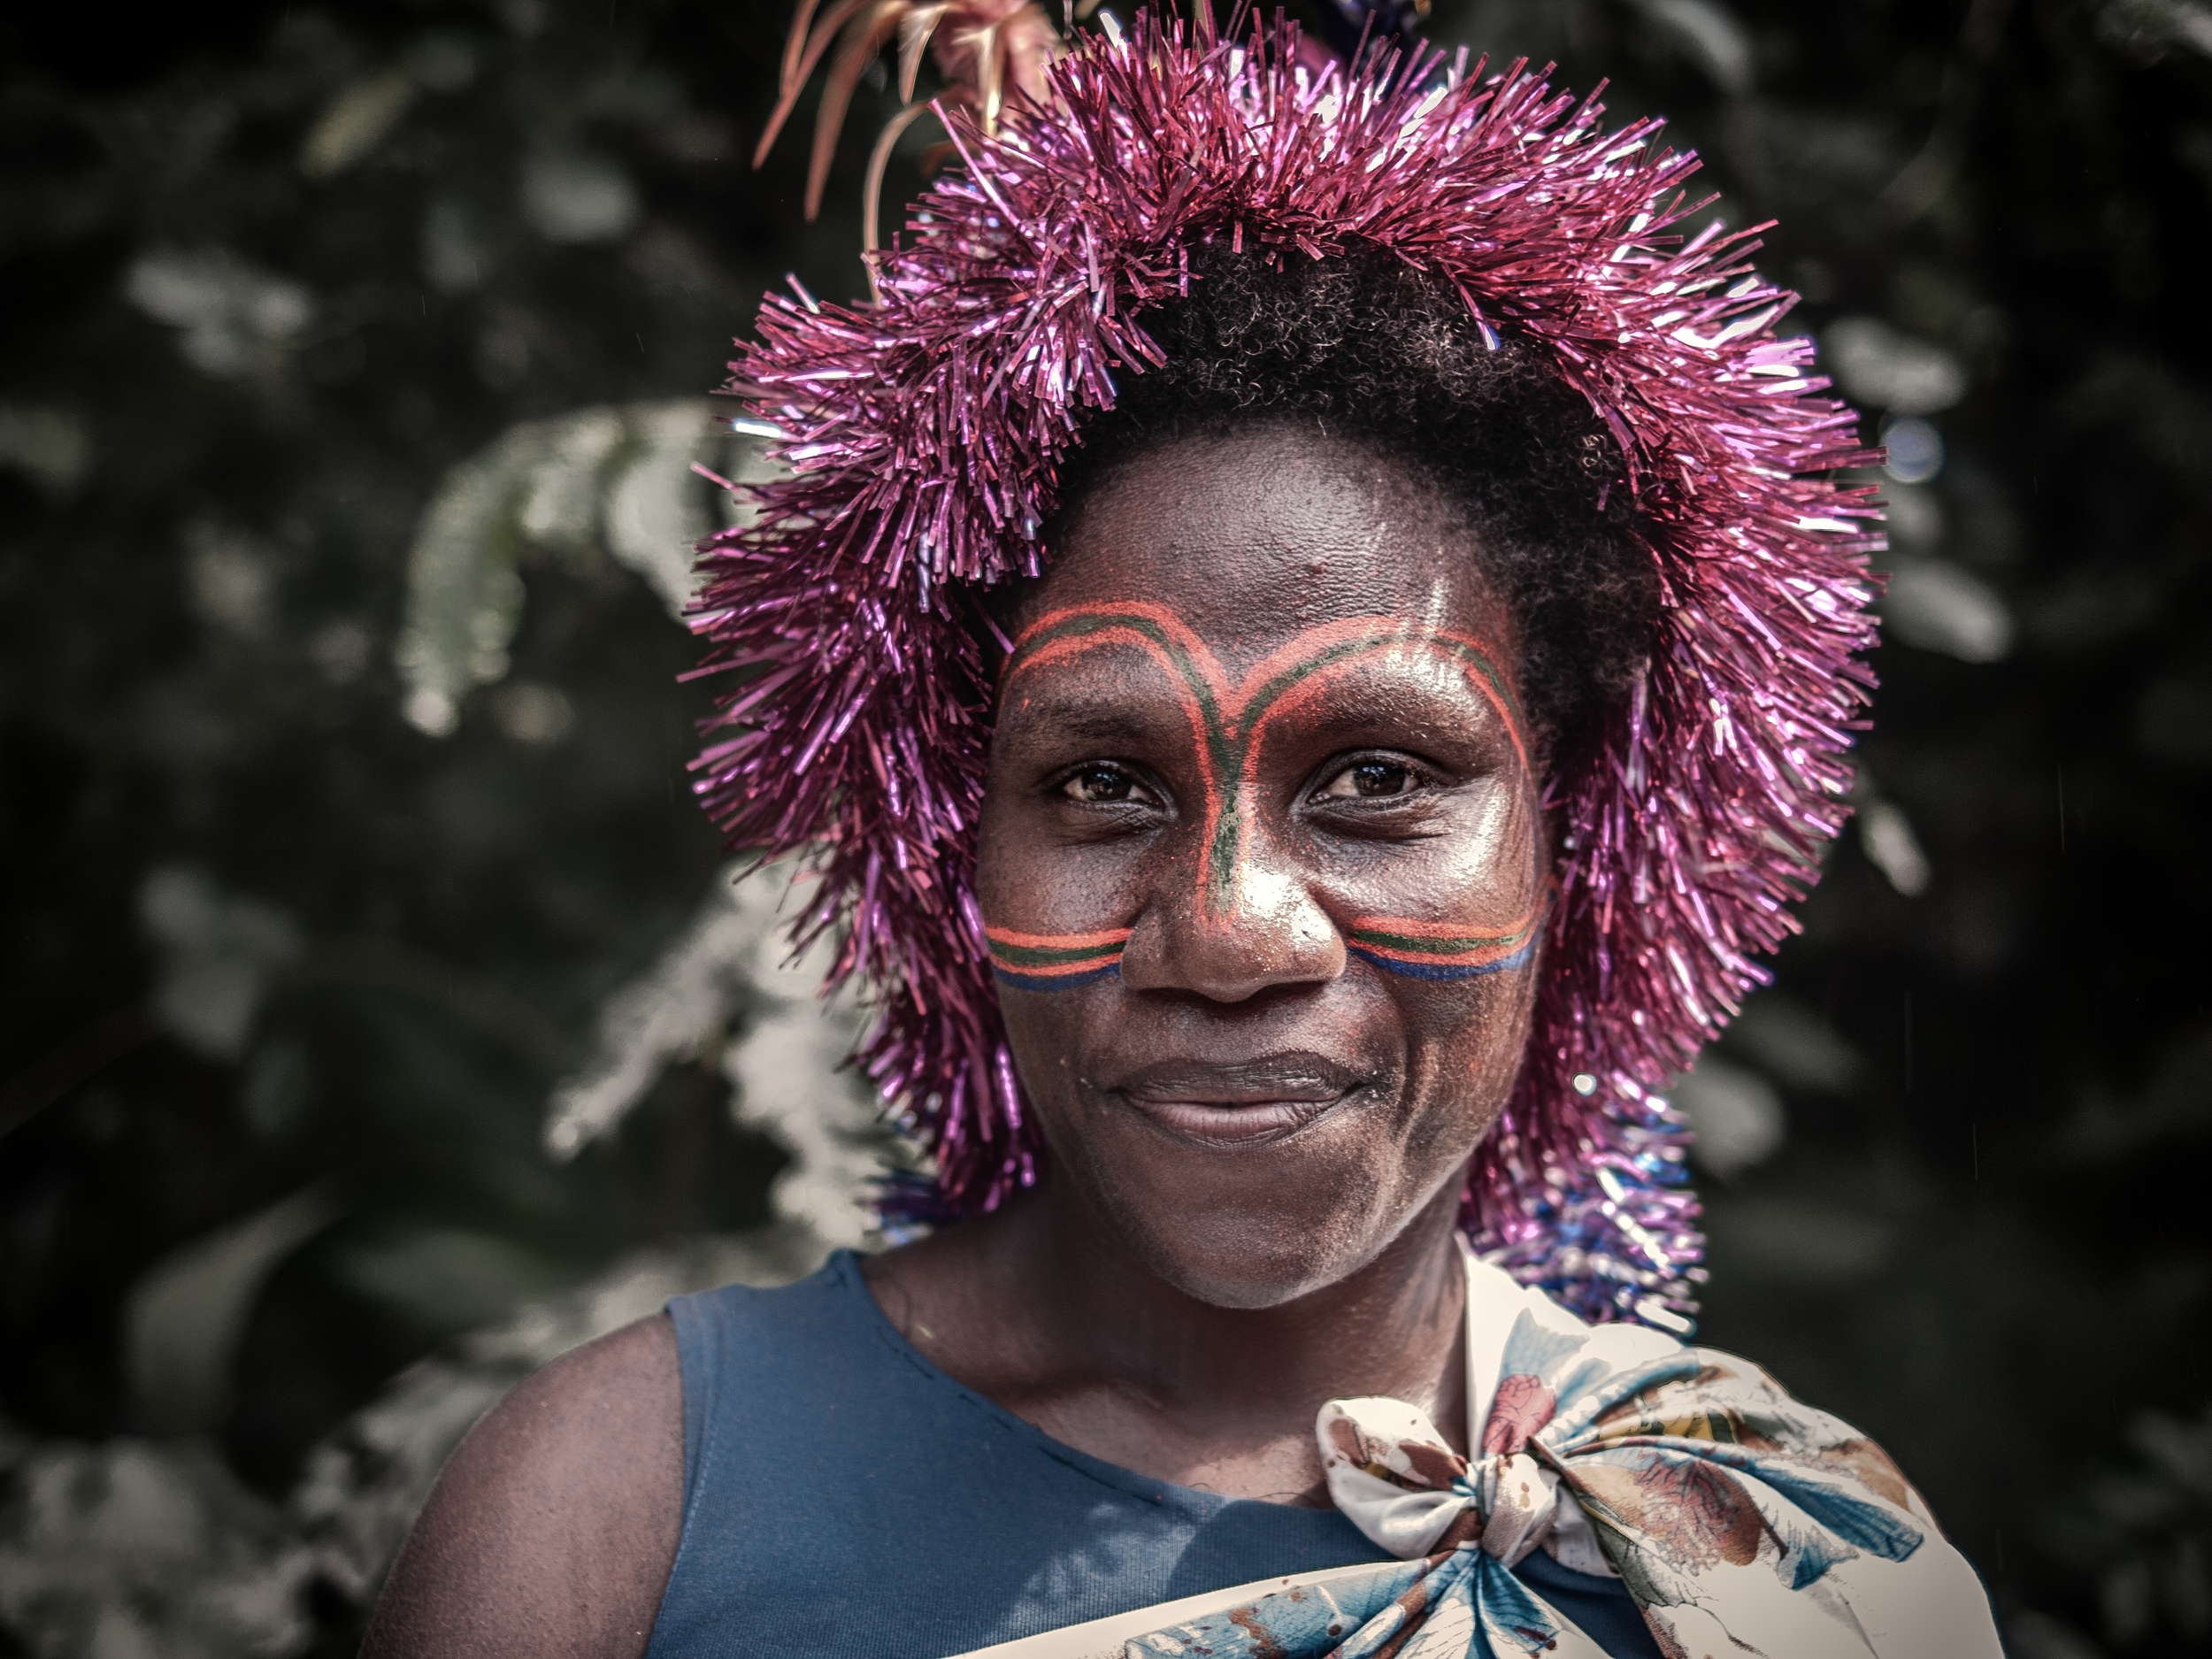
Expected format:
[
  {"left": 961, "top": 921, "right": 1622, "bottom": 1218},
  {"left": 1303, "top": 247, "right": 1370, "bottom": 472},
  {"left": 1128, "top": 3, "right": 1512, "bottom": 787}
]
[{"left": 1347, "top": 938, "right": 1537, "bottom": 981}]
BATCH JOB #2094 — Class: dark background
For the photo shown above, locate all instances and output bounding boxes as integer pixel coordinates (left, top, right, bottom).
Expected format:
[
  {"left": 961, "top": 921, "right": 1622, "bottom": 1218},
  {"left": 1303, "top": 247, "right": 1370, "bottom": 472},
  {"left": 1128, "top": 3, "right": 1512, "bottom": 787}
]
[{"left": 3, "top": 0, "right": 2208, "bottom": 1652}]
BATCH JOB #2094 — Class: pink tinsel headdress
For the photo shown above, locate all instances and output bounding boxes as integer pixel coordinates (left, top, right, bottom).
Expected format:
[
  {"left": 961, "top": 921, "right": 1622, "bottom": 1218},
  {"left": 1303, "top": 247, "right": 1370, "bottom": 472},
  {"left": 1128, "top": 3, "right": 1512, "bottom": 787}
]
[{"left": 691, "top": 9, "right": 1881, "bottom": 1326}]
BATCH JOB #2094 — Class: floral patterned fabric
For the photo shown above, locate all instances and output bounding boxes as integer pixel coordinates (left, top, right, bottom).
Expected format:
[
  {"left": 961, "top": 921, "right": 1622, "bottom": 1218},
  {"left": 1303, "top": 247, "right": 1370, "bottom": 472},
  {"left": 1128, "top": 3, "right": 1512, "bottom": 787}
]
[{"left": 1118, "top": 1250, "right": 2001, "bottom": 1659}]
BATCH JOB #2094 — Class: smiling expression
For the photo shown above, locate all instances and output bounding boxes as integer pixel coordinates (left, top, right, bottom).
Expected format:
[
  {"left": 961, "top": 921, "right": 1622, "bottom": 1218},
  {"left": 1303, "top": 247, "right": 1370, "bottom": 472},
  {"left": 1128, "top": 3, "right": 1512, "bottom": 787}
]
[{"left": 973, "top": 424, "right": 1549, "bottom": 1308}]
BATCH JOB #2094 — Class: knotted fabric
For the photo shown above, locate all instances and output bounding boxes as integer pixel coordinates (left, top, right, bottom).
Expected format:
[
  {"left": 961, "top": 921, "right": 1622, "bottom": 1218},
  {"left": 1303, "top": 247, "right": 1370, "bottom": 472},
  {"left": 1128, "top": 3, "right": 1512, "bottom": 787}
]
[{"left": 1115, "top": 1248, "right": 2002, "bottom": 1659}]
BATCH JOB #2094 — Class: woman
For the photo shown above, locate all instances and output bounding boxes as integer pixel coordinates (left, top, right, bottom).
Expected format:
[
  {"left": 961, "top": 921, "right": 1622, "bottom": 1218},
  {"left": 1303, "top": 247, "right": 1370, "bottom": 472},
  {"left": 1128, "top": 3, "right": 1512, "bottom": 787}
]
[{"left": 365, "top": 10, "right": 2004, "bottom": 1656}]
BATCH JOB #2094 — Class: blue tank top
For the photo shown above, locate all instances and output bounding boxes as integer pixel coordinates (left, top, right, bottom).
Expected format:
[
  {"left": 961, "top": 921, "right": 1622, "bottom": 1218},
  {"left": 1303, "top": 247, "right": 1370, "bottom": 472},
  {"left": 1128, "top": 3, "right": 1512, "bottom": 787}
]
[{"left": 648, "top": 1251, "right": 1659, "bottom": 1659}]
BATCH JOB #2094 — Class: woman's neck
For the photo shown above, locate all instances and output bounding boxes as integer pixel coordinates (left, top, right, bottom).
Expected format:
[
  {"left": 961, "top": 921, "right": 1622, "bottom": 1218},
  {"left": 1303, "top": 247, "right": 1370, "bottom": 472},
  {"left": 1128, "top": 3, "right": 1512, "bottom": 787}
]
[{"left": 861, "top": 1178, "right": 1469, "bottom": 1505}]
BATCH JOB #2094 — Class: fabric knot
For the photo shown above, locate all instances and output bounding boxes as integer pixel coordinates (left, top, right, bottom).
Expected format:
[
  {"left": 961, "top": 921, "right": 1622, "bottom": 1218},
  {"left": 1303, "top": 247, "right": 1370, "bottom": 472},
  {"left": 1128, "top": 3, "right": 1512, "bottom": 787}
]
[
  {"left": 1316, "top": 1396, "right": 1561, "bottom": 1568},
  {"left": 1083, "top": 1254, "right": 1997, "bottom": 1659}
]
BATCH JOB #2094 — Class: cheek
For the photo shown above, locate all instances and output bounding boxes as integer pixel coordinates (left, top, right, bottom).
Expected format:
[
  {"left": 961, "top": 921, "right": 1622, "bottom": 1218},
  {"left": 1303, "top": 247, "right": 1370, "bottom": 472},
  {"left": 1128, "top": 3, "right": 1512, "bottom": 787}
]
[
  {"left": 992, "top": 987, "right": 1094, "bottom": 1130},
  {"left": 1393, "top": 964, "right": 1540, "bottom": 1137},
  {"left": 1323, "top": 833, "right": 1545, "bottom": 1085},
  {"left": 974, "top": 787, "right": 1149, "bottom": 994},
  {"left": 973, "top": 762, "right": 1148, "bottom": 1110},
  {"left": 1363, "top": 834, "right": 1547, "bottom": 1172}
]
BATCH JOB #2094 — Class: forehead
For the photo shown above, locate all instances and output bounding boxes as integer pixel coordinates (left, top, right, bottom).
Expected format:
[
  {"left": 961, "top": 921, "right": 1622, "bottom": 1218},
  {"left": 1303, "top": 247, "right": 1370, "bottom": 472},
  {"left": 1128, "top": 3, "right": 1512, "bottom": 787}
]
[{"left": 1019, "top": 424, "right": 1511, "bottom": 664}]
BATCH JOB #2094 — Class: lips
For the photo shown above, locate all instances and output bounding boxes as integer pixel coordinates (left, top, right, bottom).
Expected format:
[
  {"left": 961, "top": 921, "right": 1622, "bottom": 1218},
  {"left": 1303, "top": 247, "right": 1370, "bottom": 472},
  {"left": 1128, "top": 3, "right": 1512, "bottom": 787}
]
[{"left": 1109, "top": 1052, "right": 1371, "bottom": 1147}]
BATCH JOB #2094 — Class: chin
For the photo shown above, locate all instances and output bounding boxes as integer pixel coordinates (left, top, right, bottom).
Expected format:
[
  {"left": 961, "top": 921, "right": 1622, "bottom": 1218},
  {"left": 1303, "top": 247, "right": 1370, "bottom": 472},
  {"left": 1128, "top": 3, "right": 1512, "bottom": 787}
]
[{"left": 1089, "top": 1166, "right": 1412, "bottom": 1310}]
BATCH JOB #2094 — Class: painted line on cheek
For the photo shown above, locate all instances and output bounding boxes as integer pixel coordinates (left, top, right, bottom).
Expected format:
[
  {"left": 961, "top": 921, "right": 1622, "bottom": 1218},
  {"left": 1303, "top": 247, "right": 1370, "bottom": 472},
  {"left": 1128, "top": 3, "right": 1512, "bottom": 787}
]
[
  {"left": 984, "top": 924, "right": 1132, "bottom": 991},
  {"left": 1347, "top": 937, "right": 1536, "bottom": 980},
  {"left": 1344, "top": 902, "right": 1542, "bottom": 980},
  {"left": 991, "top": 962, "right": 1121, "bottom": 992}
]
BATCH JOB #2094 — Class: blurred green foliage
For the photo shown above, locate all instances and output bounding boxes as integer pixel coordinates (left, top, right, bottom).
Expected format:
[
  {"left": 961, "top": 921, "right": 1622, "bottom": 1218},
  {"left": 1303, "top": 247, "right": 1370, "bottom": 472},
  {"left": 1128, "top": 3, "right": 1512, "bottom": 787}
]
[{"left": 2, "top": 0, "right": 2208, "bottom": 1653}]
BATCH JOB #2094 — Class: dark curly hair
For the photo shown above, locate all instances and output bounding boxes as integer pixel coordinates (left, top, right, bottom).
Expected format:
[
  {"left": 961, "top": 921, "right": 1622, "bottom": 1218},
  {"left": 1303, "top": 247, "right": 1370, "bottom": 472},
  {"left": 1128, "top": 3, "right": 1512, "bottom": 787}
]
[{"left": 1040, "top": 244, "right": 1661, "bottom": 772}]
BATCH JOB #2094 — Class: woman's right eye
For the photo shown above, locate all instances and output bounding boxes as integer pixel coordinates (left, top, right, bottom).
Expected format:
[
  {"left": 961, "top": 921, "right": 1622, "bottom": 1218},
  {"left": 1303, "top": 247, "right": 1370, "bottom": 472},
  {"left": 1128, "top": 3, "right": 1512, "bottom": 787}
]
[{"left": 1061, "top": 765, "right": 1143, "bottom": 804}]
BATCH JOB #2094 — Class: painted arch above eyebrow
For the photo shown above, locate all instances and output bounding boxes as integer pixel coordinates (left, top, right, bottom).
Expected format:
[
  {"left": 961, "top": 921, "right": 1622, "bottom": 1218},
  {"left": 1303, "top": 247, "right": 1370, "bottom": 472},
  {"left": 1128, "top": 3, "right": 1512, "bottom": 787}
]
[
  {"left": 1002, "top": 604, "right": 1531, "bottom": 801},
  {"left": 1002, "top": 603, "right": 1529, "bottom": 769}
]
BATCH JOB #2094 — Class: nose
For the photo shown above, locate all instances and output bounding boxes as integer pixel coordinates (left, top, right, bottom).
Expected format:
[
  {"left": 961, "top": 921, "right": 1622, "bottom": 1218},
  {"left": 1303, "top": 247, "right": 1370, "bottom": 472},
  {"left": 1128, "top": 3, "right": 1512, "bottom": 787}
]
[{"left": 1117, "top": 834, "right": 1348, "bottom": 1003}]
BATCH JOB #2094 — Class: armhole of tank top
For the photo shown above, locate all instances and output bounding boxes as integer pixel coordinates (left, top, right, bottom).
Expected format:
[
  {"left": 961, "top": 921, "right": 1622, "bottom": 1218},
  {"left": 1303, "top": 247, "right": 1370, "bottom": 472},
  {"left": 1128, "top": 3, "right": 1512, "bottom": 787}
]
[{"left": 664, "top": 1290, "right": 719, "bottom": 1517}]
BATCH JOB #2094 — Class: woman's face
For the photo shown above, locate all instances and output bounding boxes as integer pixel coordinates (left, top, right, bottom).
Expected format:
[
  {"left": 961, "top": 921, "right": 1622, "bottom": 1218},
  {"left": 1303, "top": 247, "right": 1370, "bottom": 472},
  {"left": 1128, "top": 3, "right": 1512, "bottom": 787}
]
[{"left": 975, "top": 424, "right": 1545, "bottom": 1310}]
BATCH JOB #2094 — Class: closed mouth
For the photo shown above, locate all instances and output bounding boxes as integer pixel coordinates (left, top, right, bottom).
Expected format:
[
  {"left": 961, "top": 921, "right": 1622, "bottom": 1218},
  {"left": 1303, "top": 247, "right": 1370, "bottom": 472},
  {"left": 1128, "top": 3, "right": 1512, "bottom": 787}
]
[
  {"left": 1124, "top": 1096, "right": 1348, "bottom": 1144},
  {"left": 1109, "top": 1054, "right": 1368, "bottom": 1148}
]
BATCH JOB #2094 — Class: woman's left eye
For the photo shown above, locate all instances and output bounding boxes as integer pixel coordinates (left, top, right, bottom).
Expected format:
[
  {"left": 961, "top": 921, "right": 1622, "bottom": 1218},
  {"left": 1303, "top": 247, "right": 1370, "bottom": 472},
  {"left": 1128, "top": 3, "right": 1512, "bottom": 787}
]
[
  {"left": 1061, "top": 765, "right": 1144, "bottom": 804},
  {"left": 1317, "top": 760, "right": 1418, "bottom": 801}
]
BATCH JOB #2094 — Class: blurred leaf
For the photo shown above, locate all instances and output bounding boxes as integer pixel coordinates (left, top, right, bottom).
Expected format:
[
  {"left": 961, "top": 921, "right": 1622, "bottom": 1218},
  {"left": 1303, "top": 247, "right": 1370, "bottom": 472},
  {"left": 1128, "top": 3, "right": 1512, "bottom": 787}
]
[
  {"left": 138, "top": 868, "right": 302, "bottom": 1063},
  {"left": 0, "top": 1432, "right": 315, "bottom": 1659},
  {"left": 328, "top": 1225, "right": 572, "bottom": 1333},
  {"left": 392, "top": 401, "right": 725, "bottom": 736},
  {"left": 1701, "top": 1194, "right": 1895, "bottom": 1286},
  {"left": 1721, "top": 994, "right": 1863, "bottom": 1094},
  {"left": 122, "top": 1187, "right": 342, "bottom": 1436},
  {"left": 1670, "top": 1057, "right": 1787, "bottom": 1181}
]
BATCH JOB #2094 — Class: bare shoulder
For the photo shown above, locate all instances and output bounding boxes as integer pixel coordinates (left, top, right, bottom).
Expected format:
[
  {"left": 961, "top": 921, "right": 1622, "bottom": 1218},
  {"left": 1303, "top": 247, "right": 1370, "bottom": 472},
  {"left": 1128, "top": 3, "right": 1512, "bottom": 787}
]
[{"left": 362, "top": 1312, "right": 685, "bottom": 1659}]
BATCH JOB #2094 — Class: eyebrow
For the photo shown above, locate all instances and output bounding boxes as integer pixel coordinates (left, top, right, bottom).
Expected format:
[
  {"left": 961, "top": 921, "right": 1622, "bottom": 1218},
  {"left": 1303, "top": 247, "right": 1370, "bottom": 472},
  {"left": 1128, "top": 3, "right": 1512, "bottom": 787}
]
[
  {"left": 997, "top": 696, "right": 1168, "bottom": 744},
  {"left": 1001, "top": 692, "right": 1506, "bottom": 781},
  {"left": 1247, "top": 673, "right": 1499, "bottom": 741}
]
